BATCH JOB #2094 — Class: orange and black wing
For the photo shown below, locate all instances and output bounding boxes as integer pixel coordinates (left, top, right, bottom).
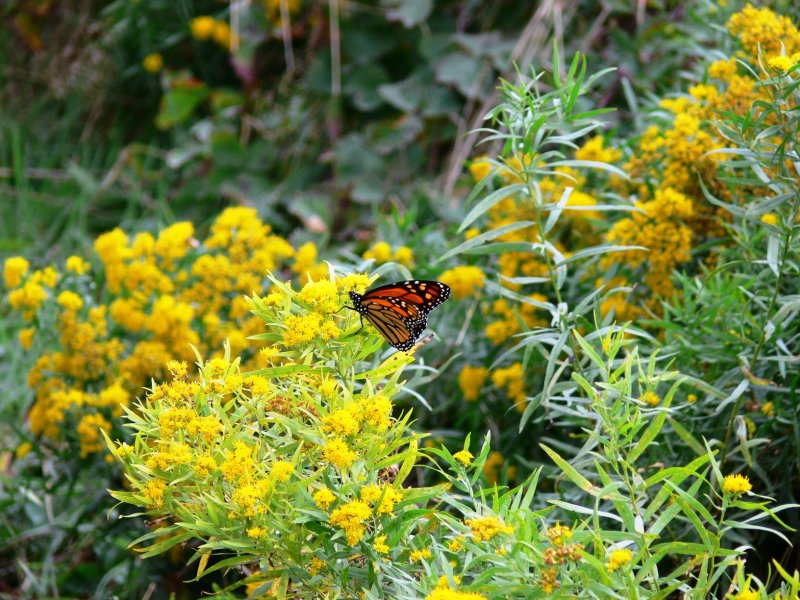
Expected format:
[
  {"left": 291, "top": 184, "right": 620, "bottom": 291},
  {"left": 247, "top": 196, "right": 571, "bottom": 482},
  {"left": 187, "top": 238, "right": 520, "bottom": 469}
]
[{"left": 349, "top": 280, "right": 450, "bottom": 350}]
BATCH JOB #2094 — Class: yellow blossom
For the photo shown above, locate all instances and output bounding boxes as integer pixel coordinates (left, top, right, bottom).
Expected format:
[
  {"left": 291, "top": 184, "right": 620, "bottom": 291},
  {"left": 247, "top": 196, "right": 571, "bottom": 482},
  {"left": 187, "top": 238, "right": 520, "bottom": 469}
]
[
  {"left": 458, "top": 365, "right": 488, "bottom": 402},
  {"left": 358, "top": 394, "right": 392, "bottom": 431},
  {"left": 687, "top": 393, "right": 698, "bottom": 404},
  {"left": 465, "top": 516, "right": 514, "bottom": 541},
  {"left": 247, "top": 526, "right": 266, "bottom": 539},
  {"left": 734, "top": 589, "right": 759, "bottom": 600},
  {"left": 607, "top": 548, "right": 634, "bottom": 572},
  {"left": 323, "top": 408, "right": 360, "bottom": 437},
  {"left": 483, "top": 451, "right": 515, "bottom": 486},
  {"left": 448, "top": 537, "right": 464, "bottom": 552},
  {"left": 491, "top": 363, "right": 526, "bottom": 413},
  {"left": 761, "top": 213, "right": 779, "bottom": 226},
  {"left": 641, "top": 390, "right": 661, "bottom": 407},
  {"left": 57, "top": 290, "right": 84, "bottom": 312},
  {"left": 4, "top": 256, "right": 29, "bottom": 288},
  {"left": 212, "top": 20, "right": 232, "bottom": 49},
  {"left": 313, "top": 488, "right": 336, "bottom": 509},
  {"left": 270, "top": 460, "right": 294, "bottom": 482},
  {"left": 336, "top": 273, "right": 370, "bottom": 295},
  {"left": 143, "top": 52, "right": 164, "bottom": 73},
  {"left": 439, "top": 266, "right": 485, "bottom": 300},
  {"left": 19, "top": 328, "right": 35, "bottom": 349},
  {"left": 194, "top": 455, "right": 217, "bottom": 477},
  {"left": 282, "top": 312, "right": 326, "bottom": 347},
  {"left": 15, "top": 441, "right": 33, "bottom": 459},
  {"left": 426, "top": 584, "right": 485, "bottom": 600},
  {"left": 464, "top": 227, "right": 480, "bottom": 240},
  {"left": 65, "top": 255, "right": 90, "bottom": 275},
  {"left": 453, "top": 449, "right": 474, "bottom": 466},
  {"left": 468, "top": 156, "right": 492, "bottom": 182},
  {"left": 722, "top": 473, "right": 752, "bottom": 495},
  {"left": 761, "top": 401, "right": 774, "bottom": 416},
  {"left": 394, "top": 246, "right": 415, "bottom": 267},
  {"left": 546, "top": 523, "right": 573, "bottom": 546},
  {"left": 297, "top": 279, "right": 339, "bottom": 313},
  {"left": 329, "top": 500, "right": 372, "bottom": 545},
  {"left": 308, "top": 556, "right": 326, "bottom": 576},
  {"left": 373, "top": 534, "right": 389, "bottom": 554},
  {"left": 190, "top": 16, "right": 215, "bottom": 40},
  {"left": 76, "top": 412, "right": 112, "bottom": 457},
  {"left": 409, "top": 548, "right": 432, "bottom": 562},
  {"left": 143, "top": 479, "right": 167, "bottom": 507},
  {"left": 363, "top": 242, "right": 392, "bottom": 264},
  {"left": 323, "top": 438, "right": 356, "bottom": 469}
]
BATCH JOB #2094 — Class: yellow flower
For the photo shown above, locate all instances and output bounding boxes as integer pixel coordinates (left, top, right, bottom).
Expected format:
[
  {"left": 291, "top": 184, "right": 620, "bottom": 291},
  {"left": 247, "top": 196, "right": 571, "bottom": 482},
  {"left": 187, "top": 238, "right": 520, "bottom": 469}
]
[
  {"left": 546, "top": 523, "right": 573, "bottom": 546},
  {"left": 426, "top": 584, "right": 486, "bottom": 600},
  {"left": 143, "top": 479, "right": 167, "bottom": 507},
  {"left": 76, "top": 412, "right": 111, "bottom": 457},
  {"left": 768, "top": 54, "right": 797, "bottom": 74},
  {"left": 373, "top": 534, "right": 389, "bottom": 554},
  {"left": 687, "top": 393, "right": 698, "bottom": 404},
  {"left": 607, "top": 548, "right": 633, "bottom": 572},
  {"left": 483, "top": 451, "right": 515, "bottom": 486},
  {"left": 15, "top": 441, "right": 32, "bottom": 459},
  {"left": 393, "top": 246, "right": 415, "bottom": 267},
  {"left": 65, "top": 255, "right": 90, "bottom": 275},
  {"left": 308, "top": 556, "right": 326, "bottom": 576},
  {"left": 270, "top": 460, "right": 294, "bottom": 482},
  {"left": 323, "top": 408, "right": 360, "bottom": 437},
  {"left": 329, "top": 500, "right": 372, "bottom": 545},
  {"left": 155, "top": 221, "right": 194, "bottom": 267},
  {"left": 641, "top": 390, "right": 661, "bottom": 407},
  {"left": 313, "top": 487, "right": 336, "bottom": 509},
  {"left": 465, "top": 516, "right": 514, "bottom": 541},
  {"left": 439, "top": 266, "right": 485, "bottom": 300},
  {"left": 143, "top": 52, "right": 164, "bottom": 73},
  {"left": 4, "top": 256, "right": 29, "bottom": 289},
  {"left": 409, "top": 548, "right": 432, "bottom": 562},
  {"left": 190, "top": 16, "right": 216, "bottom": 40},
  {"left": 448, "top": 537, "right": 464, "bottom": 552},
  {"left": 282, "top": 312, "right": 326, "bottom": 347},
  {"left": 761, "top": 401, "right": 774, "bottom": 416},
  {"left": 468, "top": 156, "right": 492, "bottom": 182},
  {"left": 57, "top": 290, "right": 84, "bottom": 312},
  {"left": 458, "top": 365, "right": 488, "bottom": 402},
  {"left": 722, "top": 473, "right": 752, "bottom": 495},
  {"left": 212, "top": 20, "right": 232, "bottom": 49},
  {"left": 760, "top": 213, "right": 779, "bottom": 226},
  {"left": 491, "top": 363, "right": 526, "bottom": 413},
  {"left": 464, "top": 227, "right": 480, "bottom": 240},
  {"left": 247, "top": 526, "right": 266, "bottom": 539},
  {"left": 363, "top": 242, "right": 392, "bottom": 264},
  {"left": 297, "top": 279, "right": 339, "bottom": 313},
  {"left": 336, "top": 273, "right": 370, "bottom": 295},
  {"left": 453, "top": 449, "right": 474, "bottom": 466},
  {"left": 323, "top": 438, "right": 357, "bottom": 469},
  {"left": 733, "top": 589, "right": 759, "bottom": 600},
  {"left": 18, "top": 328, "right": 35, "bottom": 349}
]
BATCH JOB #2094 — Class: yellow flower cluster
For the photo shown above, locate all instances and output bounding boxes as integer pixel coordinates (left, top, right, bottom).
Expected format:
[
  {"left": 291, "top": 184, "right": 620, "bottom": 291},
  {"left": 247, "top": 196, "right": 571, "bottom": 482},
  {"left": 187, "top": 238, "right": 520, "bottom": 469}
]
[
  {"left": 467, "top": 138, "right": 617, "bottom": 344},
  {"left": 329, "top": 500, "right": 372, "bottom": 545},
  {"left": 439, "top": 266, "right": 485, "bottom": 300},
  {"left": 600, "top": 6, "right": 800, "bottom": 316},
  {"left": 5, "top": 207, "right": 299, "bottom": 458},
  {"left": 606, "top": 548, "right": 634, "bottom": 573},
  {"left": 458, "top": 365, "right": 488, "bottom": 402},
  {"left": 491, "top": 363, "right": 526, "bottom": 413},
  {"left": 464, "top": 516, "right": 514, "bottom": 541},
  {"left": 190, "top": 15, "right": 234, "bottom": 50},
  {"left": 727, "top": 4, "right": 800, "bottom": 60},
  {"left": 604, "top": 187, "right": 695, "bottom": 305},
  {"left": 722, "top": 473, "right": 752, "bottom": 495},
  {"left": 362, "top": 241, "right": 415, "bottom": 268},
  {"left": 425, "top": 579, "right": 486, "bottom": 600}
]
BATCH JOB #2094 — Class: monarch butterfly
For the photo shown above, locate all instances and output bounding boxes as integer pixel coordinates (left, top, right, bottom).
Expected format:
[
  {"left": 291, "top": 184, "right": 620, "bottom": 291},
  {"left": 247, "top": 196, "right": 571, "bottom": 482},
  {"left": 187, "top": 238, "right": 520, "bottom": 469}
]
[{"left": 347, "top": 280, "right": 451, "bottom": 351}]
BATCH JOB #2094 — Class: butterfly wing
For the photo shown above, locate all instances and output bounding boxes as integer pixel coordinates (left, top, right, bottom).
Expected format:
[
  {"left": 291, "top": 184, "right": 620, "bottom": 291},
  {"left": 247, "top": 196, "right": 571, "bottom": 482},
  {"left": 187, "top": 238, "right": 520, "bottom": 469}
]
[{"left": 352, "top": 280, "right": 450, "bottom": 350}]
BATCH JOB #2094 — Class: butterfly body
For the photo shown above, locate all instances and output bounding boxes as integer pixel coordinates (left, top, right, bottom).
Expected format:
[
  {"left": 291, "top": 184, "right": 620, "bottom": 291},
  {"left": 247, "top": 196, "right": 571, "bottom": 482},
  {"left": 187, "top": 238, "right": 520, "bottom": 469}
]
[{"left": 347, "top": 280, "right": 450, "bottom": 350}]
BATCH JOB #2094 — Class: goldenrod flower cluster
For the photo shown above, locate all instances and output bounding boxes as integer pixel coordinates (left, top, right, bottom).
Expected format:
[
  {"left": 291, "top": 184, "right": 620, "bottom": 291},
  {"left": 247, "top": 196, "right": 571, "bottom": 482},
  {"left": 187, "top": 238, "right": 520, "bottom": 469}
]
[
  {"left": 189, "top": 15, "right": 234, "bottom": 50},
  {"left": 107, "top": 273, "right": 429, "bottom": 595},
  {"left": 4, "top": 207, "right": 303, "bottom": 459}
]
